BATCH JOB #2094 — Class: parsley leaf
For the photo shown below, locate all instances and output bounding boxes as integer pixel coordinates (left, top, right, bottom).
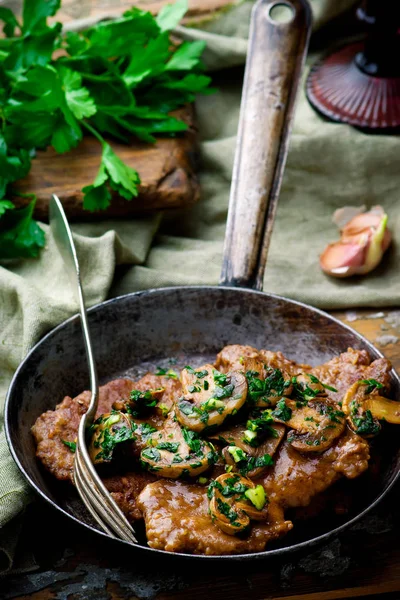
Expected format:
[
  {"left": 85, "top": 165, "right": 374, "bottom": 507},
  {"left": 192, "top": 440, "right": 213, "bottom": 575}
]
[
  {"left": 0, "top": 8, "right": 20, "bottom": 37},
  {"left": 353, "top": 409, "right": 381, "bottom": 436},
  {"left": 271, "top": 399, "right": 292, "bottom": 422},
  {"left": 166, "top": 40, "right": 206, "bottom": 71},
  {"left": 307, "top": 373, "right": 338, "bottom": 393},
  {"left": 22, "top": 0, "right": 61, "bottom": 35},
  {"left": 0, "top": 198, "right": 45, "bottom": 259},
  {"left": 82, "top": 135, "right": 140, "bottom": 211},
  {"left": 156, "top": 0, "right": 188, "bottom": 32},
  {"left": 0, "top": 0, "right": 214, "bottom": 257},
  {"left": 359, "top": 379, "right": 385, "bottom": 394},
  {"left": 59, "top": 68, "right": 97, "bottom": 120},
  {"left": 61, "top": 439, "right": 76, "bottom": 453}
]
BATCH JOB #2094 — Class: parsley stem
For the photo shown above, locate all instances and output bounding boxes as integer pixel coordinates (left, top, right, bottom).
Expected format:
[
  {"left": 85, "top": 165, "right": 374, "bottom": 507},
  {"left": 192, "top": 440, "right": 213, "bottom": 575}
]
[{"left": 81, "top": 120, "right": 106, "bottom": 147}]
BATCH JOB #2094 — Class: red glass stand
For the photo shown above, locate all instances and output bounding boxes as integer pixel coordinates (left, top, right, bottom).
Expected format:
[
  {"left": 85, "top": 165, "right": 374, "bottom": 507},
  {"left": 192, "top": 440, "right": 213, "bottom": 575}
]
[{"left": 306, "top": 1, "right": 400, "bottom": 130}]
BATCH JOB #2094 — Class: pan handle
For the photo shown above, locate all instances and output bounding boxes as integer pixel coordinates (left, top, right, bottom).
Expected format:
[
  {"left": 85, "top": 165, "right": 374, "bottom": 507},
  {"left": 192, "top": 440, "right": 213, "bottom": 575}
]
[{"left": 220, "top": 0, "right": 311, "bottom": 291}]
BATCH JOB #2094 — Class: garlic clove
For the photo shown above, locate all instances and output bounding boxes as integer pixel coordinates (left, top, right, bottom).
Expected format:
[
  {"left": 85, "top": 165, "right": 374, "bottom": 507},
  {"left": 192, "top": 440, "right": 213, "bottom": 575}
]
[
  {"left": 320, "top": 208, "right": 391, "bottom": 278},
  {"left": 320, "top": 238, "right": 368, "bottom": 278}
]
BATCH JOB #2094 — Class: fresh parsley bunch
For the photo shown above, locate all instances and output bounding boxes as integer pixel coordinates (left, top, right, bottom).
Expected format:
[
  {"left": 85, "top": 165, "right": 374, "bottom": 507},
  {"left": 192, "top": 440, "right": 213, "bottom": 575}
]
[{"left": 0, "top": 0, "right": 213, "bottom": 258}]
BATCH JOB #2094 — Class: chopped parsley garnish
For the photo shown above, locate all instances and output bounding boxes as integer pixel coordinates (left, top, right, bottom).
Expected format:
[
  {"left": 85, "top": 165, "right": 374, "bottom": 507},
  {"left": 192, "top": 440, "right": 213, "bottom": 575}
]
[
  {"left": 182, "top": 427, "right": 203, "bottom": 455},
  {"left": 130, "top": 389, "right": 160, "bottom": 413},
  {"left": 359, "top": 379, "right": 385, "bottom": 394},
  {"left": 213, "top": 383, "right": 234, "bottom": 399},
  {"left": 156, "top": 442, "right": 180, "bottom": 453},
  {"left": 95, "top": 425, "right": 134, "bottom": 461},
  {"left": 206, "top": 449, "right": 219, "bottom": 465},
  {"left": 155, "top": 367, "right": 178, "bottom": 379},
  {"left": 189, "top": 461, "right": 203, "bottom": 469},
  {"left": 245, "top": 368, "right": 290, "bottom": 405},
  {"left": 185, "top": 366, "right": 209, "bottom": 378},
  {"left": 204, "top": 380, "right": 209, "bottom": 391},
  {"left": 292, "top": 377, "right": 321, "bottom": 401},
  {"left": 226, "top": 447, "right": 274, "bottom": 475},
  {"left": 137, "top": 423, "right": 158, "bottom": 438},
  {"left": 216, "top": 498, "right": 241, "bottom": 527},
  {"left": 178, "top": 400, "right": 196, "bottom": 416},
  {"left": 305, "top": 439, "right": 321, "bottom": 446},
  {"left": 245, "top": 485, "right": 267, "bottom": 510},
  {"left": 142, "top": 448, "right": 161, "bottom": 462},
  {"left": 61, "top": 439, "right": 76, "bottom": 453},
  {"left": 224, "top": 476, "right": 248, "bottom": 496},
  {"left": 304, "top": 416, "right": 317, "bottom": 424},
  {"left": 350, "top": 400, "right": 359, "bottom": 417},
  {"left": 244, "top": 410, "right": 278, "bottom": 446},
  {"left": 188, "top": 384, "right": 202, "bottom": 393},
  {"left": 228, "top": 446, "right": 247, "bottom": 463},
  {"left": 202, "top": 398, "right": 225, "bottom": 412},
  {"left": 241, "top": 454, "right": 274, "bottom": 475},
  {"left": 207, "top": 475, "right": 249, "bottom": 500},
  {"left": 271, "top": 399, "right": 292, "bottom": 422},
  {"left": 353, "top": 409, "right": 381, "bottom": 435},
  {"left": 307, "top": 374, "right": 338, "bottom": 393},
  {"left": 317, "top": 403, "right": 345, "bottom": 423},
  {"left": 195, "top": 370, "right": 209, "bottom": 379},
  {"left": 213, "top": 370, "right": 228, "bottom": 387}
]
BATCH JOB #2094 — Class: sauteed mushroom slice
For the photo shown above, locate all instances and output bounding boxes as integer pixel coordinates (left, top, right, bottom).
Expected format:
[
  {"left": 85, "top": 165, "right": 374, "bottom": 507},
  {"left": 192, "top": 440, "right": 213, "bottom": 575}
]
[
  {"left": 175, "top": 364, "right": 247, "bottom": 433},
  {"left": 89, "top": 411, "right": 135, "bottom": 465},
  {"left": 342, "top": 379, "right": 400, "bottom": 436},
  {"left": 140, "top": 414, "right": 217, "bottom": 478},
  {"left": 210, "top": 413, "right": 285, "bottom": 477},
  {"left": 208, "top": 473, "right": 269, "bottom": 535},
  {"left": 271, "top": 398, "right": 346, "bottom": 452}
]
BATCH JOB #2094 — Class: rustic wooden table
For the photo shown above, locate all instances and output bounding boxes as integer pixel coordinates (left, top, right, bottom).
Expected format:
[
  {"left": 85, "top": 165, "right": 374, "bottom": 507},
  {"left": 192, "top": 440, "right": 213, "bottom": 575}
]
[{"left": 2, "top": 309, "right": 400, "bottom": 600}]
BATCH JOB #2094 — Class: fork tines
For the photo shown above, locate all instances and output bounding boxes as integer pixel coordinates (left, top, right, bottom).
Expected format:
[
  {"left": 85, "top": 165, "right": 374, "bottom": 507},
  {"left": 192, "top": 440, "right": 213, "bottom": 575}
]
[{"left": 74, "top": 437, "right": 137, "bottom": 544}]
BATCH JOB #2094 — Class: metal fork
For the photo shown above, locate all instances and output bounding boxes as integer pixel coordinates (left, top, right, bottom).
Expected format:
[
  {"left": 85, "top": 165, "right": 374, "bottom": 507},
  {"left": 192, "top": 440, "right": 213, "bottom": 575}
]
[{"left": 49, "top": 194, "right": 137, "bottom": 544}]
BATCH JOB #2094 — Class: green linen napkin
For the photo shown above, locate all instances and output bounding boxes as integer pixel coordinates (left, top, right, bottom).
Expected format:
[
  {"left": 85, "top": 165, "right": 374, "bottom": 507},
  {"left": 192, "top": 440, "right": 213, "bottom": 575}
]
[{"left": 2, "top": 0, "right": 400, "bottom": 573}]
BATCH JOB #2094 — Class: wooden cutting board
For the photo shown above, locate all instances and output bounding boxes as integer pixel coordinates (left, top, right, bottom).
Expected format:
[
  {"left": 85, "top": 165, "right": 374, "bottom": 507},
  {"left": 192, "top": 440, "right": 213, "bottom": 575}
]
[
  {"left": 13, "top": 106, "right": 200, "bottom": 220},
  {"left": 53, "top": 0, "right": 238, "bottom": 26},
  {"left": 10, "top": 0, "right": 236, "bottom": 220}
]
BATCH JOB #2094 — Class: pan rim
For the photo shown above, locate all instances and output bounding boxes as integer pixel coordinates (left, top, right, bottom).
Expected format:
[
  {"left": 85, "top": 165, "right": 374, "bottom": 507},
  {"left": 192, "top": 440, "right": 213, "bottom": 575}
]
[{"left": 5, "top": 285, "right": 400, "bottom": 561}]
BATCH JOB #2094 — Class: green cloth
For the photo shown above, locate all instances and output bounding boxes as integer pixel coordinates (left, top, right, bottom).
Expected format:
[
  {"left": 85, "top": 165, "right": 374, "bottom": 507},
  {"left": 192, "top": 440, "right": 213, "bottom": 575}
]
[{"left": 1, "top": 0, "right": 399, "bottom": 573}]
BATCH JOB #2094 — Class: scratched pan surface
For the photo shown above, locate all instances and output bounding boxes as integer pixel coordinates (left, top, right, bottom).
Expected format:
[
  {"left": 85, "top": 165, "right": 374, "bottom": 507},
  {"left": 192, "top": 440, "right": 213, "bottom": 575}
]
[
  {"left": 5, "top": 286, "right": 400, "bottom": 561},
  {"left": 5, "top": 0, "right": 400, "bottom": 562}
]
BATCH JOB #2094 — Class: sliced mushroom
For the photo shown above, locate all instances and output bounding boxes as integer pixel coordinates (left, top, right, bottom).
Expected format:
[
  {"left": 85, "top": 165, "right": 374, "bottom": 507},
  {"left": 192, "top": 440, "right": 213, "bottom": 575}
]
[
  {"left": 215, "top": 347, "right": 293, "bottom": 407},
  {"left": 174, "top": 364, "right": 247, "bottom": 433},
  {"left": 292, "top": 373, "right": 327, "bottom": 399},
  {"left": 271, "top": 398, "right": 346, "bottom": 452},
  {"left": 140, "top": 414, "right": 217, "bottom": 478},
  {"left": 210, "top": 419, "right": 285, "bottom": 478},
  {"left": 208, "top": 473, "right": 268, "bottom": 535},
  {"left": 364, "top": 397, "right": 400, "bottom": 424},
  {"left": 342, "top": 380, "right": 400, "bottom": 436},
  {"left": 89, "top": 411, "right": 135, "bottom": 464}
]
